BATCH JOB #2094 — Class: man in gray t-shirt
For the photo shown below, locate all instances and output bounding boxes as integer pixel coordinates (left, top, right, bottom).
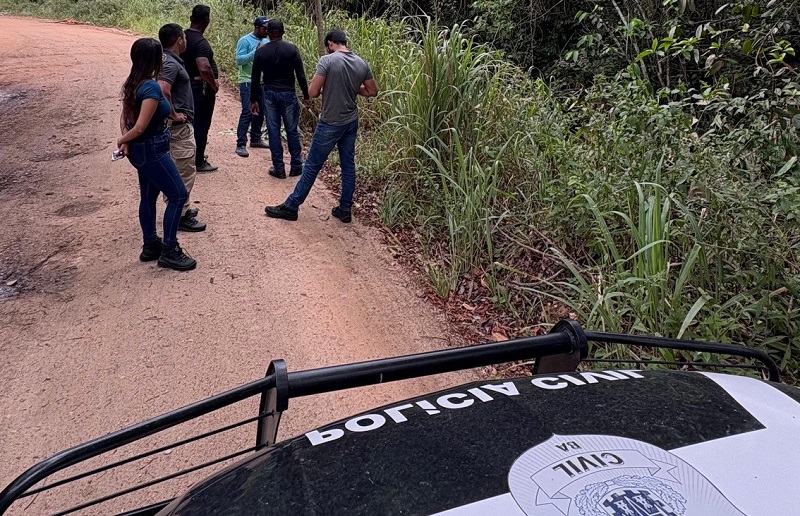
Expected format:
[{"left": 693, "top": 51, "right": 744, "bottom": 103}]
[
  {"left": 315, "top": 49, "right": 373, "bottom": 125},
  {"left": 158, "top": 23, "right": 206, "bottom": 232},
  {"left": 265, "top": 29, "right": 378, "bottom": 223}
]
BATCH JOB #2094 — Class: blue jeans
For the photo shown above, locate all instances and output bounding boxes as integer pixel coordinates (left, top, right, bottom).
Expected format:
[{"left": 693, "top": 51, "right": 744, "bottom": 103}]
[
  {"left": 237, "top": 82, "right": 264, "bottom": 147},
  {"left": 263, "top": 90, "right": 302, "bottom": 172},
  {"left": 285, "top": 119, "right": 358, "bottom": 212},
  {"left": 128, "top": 130, "right": 188, "bottom": 249}
]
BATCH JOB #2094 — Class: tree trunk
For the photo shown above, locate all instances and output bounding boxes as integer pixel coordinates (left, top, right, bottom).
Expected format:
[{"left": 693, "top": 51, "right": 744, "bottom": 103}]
[{"left": 313, "top": 0, "right": 325, "bottom": 56}]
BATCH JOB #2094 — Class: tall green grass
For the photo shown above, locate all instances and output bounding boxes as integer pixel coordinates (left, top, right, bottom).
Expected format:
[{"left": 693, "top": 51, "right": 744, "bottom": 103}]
[{"left": 357, "top": 21, "right": 799, "bottom": 380}]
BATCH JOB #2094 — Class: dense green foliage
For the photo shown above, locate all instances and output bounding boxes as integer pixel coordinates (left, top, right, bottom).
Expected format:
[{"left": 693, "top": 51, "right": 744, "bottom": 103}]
[{"left": 2, "top": 0, "right": 798, "bottom": 380}]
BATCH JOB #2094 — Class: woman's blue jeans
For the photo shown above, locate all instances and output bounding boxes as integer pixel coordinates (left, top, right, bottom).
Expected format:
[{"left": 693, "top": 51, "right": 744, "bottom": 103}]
[{"left": 127, "top": 130, "right": 187, "bottom": 249}]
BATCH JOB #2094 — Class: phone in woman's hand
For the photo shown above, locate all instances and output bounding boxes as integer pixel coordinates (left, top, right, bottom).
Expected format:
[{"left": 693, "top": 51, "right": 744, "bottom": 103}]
[{"left": 111, "top": 149, "right": 125, "bottom": 161}]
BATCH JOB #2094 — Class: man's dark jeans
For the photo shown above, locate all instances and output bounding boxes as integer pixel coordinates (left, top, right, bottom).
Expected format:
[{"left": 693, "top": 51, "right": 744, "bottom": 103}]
[
  {"left": 127, "top": 129, "right": 188, "bottom": 249},
  {"left": 263, "top": 90, "right": 302, "bottom": 172},
  {"left": 237, "top": 82, "right": 264, "bottom": 147},
  {"left": 191, "top": 80, "right": 216, "bottom": 166},
  {"left": 285, "top": 119, "right": 358, "bottom": 212}
]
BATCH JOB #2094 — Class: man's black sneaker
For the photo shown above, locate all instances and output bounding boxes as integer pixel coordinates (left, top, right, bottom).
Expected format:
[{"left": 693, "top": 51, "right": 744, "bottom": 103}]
[
  {"left": 331, "top": 206, "right": 352, "bottom": 223},
  {"left": 235, "top": 146, "right": 249, "bottom": 157},
  {"left": 289, "top": 166, "right": 303, "bottom": 177},
  {"left": 197, "top": 160, "right": 218, "bottom": 172},
  {"left": 139, "top": 238, "right": 162, "bottom": 262},
  {"left": 250, "top": 140, "right": 269, "bottom": 149},
  {"left": 186, "top": 207, "right": 199, "bottom": 218},
  {"left": 268, "top": 165, "right": 286, "bottom": 179},
  {"left": 158, "top": 244, "right": 197, "bottom": 271},
  {"left": 265, "top": 203, "right": 298, "bottom": 221},
  {"left": 178, "top": 214, "right": 207, "bottom": 232}
]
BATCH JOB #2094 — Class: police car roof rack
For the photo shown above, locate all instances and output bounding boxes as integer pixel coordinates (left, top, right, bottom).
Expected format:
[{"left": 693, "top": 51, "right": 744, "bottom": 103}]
[
  {"left": 0, "top": 322, "right": 780, "bottom": 516},
  {"left": 580, "top": 330, "right": 781, "bottom": 380}
]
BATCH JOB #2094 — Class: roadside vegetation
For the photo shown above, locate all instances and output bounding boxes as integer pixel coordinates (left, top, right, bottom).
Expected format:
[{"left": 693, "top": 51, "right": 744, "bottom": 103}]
[{"left": 3, "top": 0, "right": 798, "bottom": 381}]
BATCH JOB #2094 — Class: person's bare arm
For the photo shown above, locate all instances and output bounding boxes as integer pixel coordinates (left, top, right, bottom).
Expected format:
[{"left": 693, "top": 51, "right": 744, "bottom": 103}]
[
  {"left": 308, "top": 74, "right": 326, "bottom": 98},
  {"left": 196, "top": 57, "right": 218, "bottom": 92},
  {"left": 358, "top": 78, "right": 378, "bottom": 97},
  {"left": 117, "top": 99, "right": 159, "bottom": 145},
  {"left": 119, "top": 111, "right": 127, "bottom": 135}
]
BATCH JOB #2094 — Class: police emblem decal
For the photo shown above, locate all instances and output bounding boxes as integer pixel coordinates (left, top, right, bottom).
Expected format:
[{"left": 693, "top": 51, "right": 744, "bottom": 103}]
[
  {"left": 576, "top": 475, "right": 685, "bottom": 516},
  {"left": 507, "top": 435, "right": 745, "bottom": 516}
]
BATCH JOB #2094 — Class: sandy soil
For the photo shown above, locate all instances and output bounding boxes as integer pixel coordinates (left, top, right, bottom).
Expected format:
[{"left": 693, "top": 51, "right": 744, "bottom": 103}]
[{"left": 0, "top": 16, "right": 471, "bottom": 514}]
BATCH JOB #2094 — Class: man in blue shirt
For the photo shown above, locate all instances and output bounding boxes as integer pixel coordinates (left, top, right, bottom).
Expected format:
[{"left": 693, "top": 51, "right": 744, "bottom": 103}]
[{"left": 234, "top": 16, "right": 269, "bottom": 158}]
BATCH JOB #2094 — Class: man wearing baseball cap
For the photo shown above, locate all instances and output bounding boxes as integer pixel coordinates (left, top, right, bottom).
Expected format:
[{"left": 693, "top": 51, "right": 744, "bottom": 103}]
[{"left": 234, "top": 16, "right": 270, "bottom": 157}]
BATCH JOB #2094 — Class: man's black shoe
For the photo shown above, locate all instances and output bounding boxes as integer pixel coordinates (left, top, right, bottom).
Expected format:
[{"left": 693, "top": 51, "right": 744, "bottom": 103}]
[
  {"left": 186, "top": 207, "right": 199, "bottom": 218},
  {"left": 265, "top": 203, "right": 298, "bottom": 221},
  {"left": 197, "top": 160, "right": 218, "bottom": 172},
  {"left": 235, "top": 146, "right": 249, "bottom": 158},
  {"left": 268, "top": 165, "right": 286, "bottom": 179},
  {"left": 331, "top": 206, "right": 352, "bottom": 223},
  {"left": 139, "top": 237, "right": 162, "bottom": 262},
  {"left": 250, "top": 140, "right": 269, "bottom": 149},
  {"left": 178, "top": 214, "right": 207, "bottom": 232},
  {"left": 158, "top": 244, "right": 197, "bottom": 271},
  {"left": 289, "top": 166, "right": 303, "bottom": 177}
]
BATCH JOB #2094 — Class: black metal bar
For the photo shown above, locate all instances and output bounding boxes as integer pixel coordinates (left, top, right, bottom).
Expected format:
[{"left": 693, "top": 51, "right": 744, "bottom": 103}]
[
  {"left": 52, "top": 447, "right": 258, "bottom": 516},
  {"left": 115, "top": 499, "right": 172, "bottom": 516},
  {"left": 583, "top": 358, "right": 765, "bottom": 370},
  {"left": 0, "top": 374, "right": 276, "bottom": 514},
  {"left": 533, "top": 319, "right": 589, "bottom": 374},
  {"left": 256, "top": 359, "right": 289, "bottom": 449},
  {"left": 22, "top": 415, "right": 262, "bottom": 498},
  {"left": 584, "top": 331, "right": 781, "bottom": 382},
  {"left": 284, "top": 332, "right": 575, "bottom": 398}
]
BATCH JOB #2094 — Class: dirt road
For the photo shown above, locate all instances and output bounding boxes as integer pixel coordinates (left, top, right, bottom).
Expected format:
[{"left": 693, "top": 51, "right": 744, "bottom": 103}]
[{"left": 0, "top": 17, "right": 469, "bottom": 514}]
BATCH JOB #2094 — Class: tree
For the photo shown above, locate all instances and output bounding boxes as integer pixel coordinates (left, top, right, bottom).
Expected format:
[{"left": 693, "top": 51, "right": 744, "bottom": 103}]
[{"left": 313, "top": 0, "right": 325, "bottom": 55}]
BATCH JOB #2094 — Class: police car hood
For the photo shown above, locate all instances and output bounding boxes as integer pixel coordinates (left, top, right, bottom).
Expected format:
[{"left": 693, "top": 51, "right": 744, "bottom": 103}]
[{"left": 158, "top": 370, "right": 800, "bottom": 516}]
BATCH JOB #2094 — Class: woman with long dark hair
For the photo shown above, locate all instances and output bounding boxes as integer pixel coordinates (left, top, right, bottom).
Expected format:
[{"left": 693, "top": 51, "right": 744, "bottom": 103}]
[{"left": 117, "top": 37, "right": 196, "bottom": 271}]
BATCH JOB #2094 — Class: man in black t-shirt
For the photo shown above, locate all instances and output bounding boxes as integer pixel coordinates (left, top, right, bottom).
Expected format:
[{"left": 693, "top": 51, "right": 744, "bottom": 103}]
[{"left": 181, "top": 4, "right": 219, "bottom": 172}]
